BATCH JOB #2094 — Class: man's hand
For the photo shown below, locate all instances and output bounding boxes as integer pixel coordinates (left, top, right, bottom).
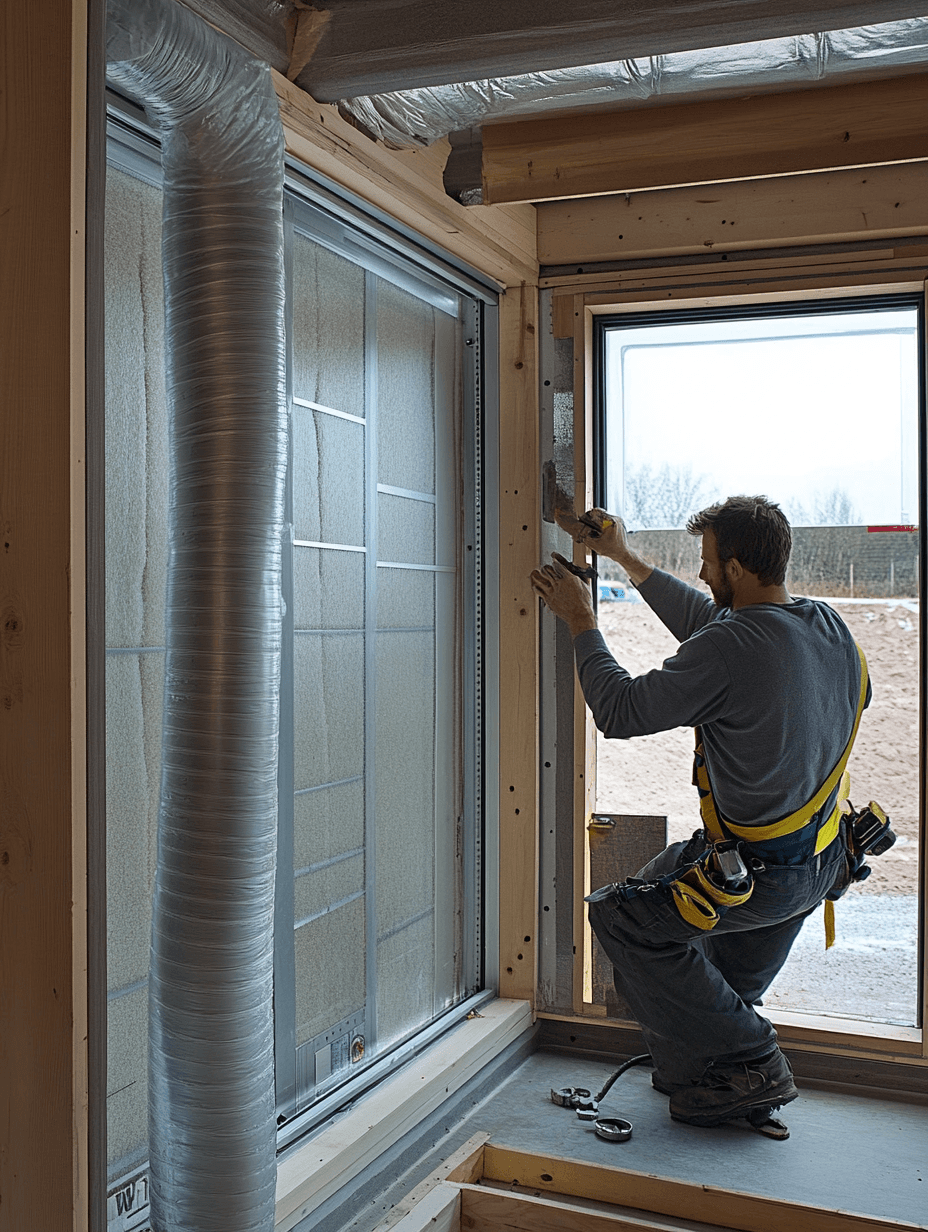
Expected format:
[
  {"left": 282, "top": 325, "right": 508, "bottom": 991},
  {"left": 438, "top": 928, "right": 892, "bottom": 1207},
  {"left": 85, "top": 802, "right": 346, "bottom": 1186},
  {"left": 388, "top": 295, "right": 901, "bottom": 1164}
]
[
  {"left": 555, "top": 506, "right": 653, "bottom": 586},
  {"left": 530, "top": 552, "right": 598, "bottom": 638}
]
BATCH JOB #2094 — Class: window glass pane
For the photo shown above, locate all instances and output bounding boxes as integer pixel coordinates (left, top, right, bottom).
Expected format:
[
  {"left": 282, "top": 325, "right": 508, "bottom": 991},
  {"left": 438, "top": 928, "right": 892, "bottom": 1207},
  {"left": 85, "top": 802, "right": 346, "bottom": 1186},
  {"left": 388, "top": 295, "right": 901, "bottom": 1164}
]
[
  {"left": 378, "top": 492, "right": 435, "bottom": 564},
  {"left": 281, "top": 205, "right": 477, "bottom": 1126},
  {"left": 293, "top": 546, "right": 364, "bottom": 630},
  {"left": 294, "top": 900, "right": 366, "bottom": 1047},
  {"left": 599, "top": 303, "right": 921, "bottom": 1027},
  {"left": 293, "top": 635, "right": 364, "bottom": 791},
  {"left": 605, "top": 310, "right": 919, "bottom": 529},
  {"left": 292, "top": 235, "right": 365, "bottom": 416},
  {"left": 375, "top": 630, "right": 435, "bottom": 937},
  {"left": 294, "top": 853, "right": 364, "bottom": 927},
  {"left": 377, "top": 281, "right": 436, "bottom": 493},
  {"left": 106, "top": 654, "right": 162, "bottom": 990},
  {"left": 106, "top": 987, "right": 149, "bottom": 1173},
  {"left": 377, "top": 569, "right": 434, "bottom": 630},
  {"left": 377, "top": 915, "right": 434, "bottom": 1050},
  {"left": 104, "top": 159, "right": 168, "bottom": 1182},
  {"left": 293, "top": 408, "right": 365, "bottom": 546},
  {"left": 294, "top": 781, "right": 364, "bottom": 872}
]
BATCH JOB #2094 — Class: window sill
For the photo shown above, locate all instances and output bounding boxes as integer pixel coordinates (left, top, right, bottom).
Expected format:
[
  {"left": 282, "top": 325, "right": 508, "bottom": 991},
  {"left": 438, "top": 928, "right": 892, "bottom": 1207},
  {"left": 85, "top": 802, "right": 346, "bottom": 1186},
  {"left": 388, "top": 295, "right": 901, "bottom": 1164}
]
[{"left": 275, "top": 997, "right": 533, "bottom": 1232}]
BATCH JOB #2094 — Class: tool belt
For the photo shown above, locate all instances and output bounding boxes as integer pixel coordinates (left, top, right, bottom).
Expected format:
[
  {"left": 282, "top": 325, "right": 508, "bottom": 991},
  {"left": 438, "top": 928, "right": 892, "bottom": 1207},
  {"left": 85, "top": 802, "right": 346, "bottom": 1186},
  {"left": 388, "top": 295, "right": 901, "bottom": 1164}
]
[
  {"left": 585, "top": 838, "right": 762, "bottom": 931},
  {"left": 588, "top": 643, "right": 874, "bottom": 940}
]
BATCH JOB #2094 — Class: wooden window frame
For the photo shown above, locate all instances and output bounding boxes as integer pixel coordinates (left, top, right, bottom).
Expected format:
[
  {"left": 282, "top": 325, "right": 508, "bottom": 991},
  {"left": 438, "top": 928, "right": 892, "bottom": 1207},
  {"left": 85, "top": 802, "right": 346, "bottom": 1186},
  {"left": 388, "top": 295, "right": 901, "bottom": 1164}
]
[{"left": 547, "top": 253, "right": 928, "bottom": 1067}]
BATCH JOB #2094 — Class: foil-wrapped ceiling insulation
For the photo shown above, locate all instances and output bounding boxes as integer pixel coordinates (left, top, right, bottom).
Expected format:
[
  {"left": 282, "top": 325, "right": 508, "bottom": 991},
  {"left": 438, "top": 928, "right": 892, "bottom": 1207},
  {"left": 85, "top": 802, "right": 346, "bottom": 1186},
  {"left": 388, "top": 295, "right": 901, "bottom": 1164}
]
[
  {"left": 106, "top": 1, "right": 286, "bottom": 1229},
  {"left": 340, "top": 17, "right": 928, "bottom": 148}
]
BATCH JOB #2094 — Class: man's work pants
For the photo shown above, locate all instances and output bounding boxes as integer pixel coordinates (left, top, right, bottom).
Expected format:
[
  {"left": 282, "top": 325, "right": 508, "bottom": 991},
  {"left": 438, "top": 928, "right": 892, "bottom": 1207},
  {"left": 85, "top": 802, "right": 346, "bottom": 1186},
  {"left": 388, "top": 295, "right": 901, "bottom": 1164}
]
[{"left": 587, "top": 834, "right": 845, "bottom": 1088}]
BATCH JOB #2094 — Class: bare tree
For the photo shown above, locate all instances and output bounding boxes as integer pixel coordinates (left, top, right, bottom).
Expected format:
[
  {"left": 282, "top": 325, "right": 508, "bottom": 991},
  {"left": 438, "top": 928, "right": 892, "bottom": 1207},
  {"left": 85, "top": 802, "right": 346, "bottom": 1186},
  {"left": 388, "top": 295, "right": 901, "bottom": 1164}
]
[
  {"left": 812, "top": 486, "right": 859, "bottom": 526},
  {"left": 623, "top": 463, "right": 716, "bottom": 529}
]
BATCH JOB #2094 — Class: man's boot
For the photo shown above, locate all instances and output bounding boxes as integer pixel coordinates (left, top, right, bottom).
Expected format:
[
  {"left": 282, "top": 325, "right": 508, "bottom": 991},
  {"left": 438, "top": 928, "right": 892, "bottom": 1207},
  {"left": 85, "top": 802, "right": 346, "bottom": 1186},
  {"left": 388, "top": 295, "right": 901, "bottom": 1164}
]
[{"left": 669, "top": 1047, "right": 798, "bottom": 1127}]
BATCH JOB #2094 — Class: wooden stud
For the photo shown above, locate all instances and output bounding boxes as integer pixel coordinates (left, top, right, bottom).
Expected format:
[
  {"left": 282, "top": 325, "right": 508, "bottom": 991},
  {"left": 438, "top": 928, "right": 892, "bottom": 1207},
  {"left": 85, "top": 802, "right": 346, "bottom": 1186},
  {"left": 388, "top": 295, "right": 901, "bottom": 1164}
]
[
  {"left": 372, "top": 1137, "right": 487, "bottom": 1230},
  {"left": 481, "top": 1146, "right": 924, "bottom": 1232},
  {"left": 540, "top": 251, "right": 928, "bottom": 305},
  {"left": 572, "top": 296, "right": 596, "bottom": 1013},
  {"left": 275, "top": 1002, "right": 530, "bottom": 1230},
  {"left": 536, "top": 163, "right": 928, "bottom": 267},
  {"left": 457, "top": 1183, "right": 679, "bottom": 1232},
  {"left": 1, "top": 4, "right": 89, "bottom": 1230},
  {"left": 273, "top": 70, "right": 538, "bottom": 289},
  {"left": 552, "top": 294, "right": 576, "bottom": 340},
  {"left": 497, "top": 283, "right": 541, "bottom": 1005},
  {"left": 377, "top": 1183, "right": 460, "bottom": 1232},
  {"left": 922, "top": 278, "right": 928, "bottom": 1064},
  {"left": 482, "top": 73, "right": 928, "bottom": 205},
  {"left": 443, "top": 1137, "right": 489, "bottom": 1186},
  {"left": 70, "top": 1, "right": 93, "bottom": 1226}
]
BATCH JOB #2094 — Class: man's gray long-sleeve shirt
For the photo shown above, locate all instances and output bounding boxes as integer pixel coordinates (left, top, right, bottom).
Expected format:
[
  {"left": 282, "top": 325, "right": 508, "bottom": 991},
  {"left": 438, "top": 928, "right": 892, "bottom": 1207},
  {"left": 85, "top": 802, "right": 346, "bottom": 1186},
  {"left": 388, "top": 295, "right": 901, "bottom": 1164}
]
[{"left": 574, "top": 569, "right": 868, "bottom": 827}]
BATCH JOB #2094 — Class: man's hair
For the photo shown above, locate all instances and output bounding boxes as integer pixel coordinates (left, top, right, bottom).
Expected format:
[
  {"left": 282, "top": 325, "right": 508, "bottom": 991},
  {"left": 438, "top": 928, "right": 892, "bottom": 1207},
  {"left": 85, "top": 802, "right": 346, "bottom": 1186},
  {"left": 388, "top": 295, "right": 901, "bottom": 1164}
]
[{"left": 686, "top": 495, "right": 792, "bottom": 586}]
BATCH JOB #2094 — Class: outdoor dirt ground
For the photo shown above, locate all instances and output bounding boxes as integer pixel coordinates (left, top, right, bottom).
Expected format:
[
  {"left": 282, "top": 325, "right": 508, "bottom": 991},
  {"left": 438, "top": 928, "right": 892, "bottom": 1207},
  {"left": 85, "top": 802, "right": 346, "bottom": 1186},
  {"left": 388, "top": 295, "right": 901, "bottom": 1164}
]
[{"left": 595, "top": 597, "right": 920, "bottom": 896}]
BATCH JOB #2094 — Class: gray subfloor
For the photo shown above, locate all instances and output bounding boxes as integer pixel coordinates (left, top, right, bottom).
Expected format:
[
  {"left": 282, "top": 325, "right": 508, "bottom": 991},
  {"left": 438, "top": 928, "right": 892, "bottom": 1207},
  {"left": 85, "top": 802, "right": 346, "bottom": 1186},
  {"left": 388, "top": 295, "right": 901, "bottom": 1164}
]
[{"left": 344, "top": 1049, "right": 928, "bottom": 1230}]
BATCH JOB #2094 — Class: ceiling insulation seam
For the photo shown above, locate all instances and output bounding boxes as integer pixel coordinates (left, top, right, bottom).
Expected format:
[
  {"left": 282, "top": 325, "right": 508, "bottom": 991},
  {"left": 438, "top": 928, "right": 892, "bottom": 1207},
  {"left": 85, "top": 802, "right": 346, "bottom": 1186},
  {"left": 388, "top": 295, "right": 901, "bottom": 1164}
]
[{"left": 338, "top": 17, "right": 928, "bottom": 149}]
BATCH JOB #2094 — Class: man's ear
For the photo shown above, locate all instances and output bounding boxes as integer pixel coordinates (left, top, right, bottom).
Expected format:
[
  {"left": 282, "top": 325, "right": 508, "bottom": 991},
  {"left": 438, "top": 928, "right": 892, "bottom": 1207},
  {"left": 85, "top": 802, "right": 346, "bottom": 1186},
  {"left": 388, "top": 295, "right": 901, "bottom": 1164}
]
[{"left": 725, "top": 557, "right": 744, "bottom": 581}]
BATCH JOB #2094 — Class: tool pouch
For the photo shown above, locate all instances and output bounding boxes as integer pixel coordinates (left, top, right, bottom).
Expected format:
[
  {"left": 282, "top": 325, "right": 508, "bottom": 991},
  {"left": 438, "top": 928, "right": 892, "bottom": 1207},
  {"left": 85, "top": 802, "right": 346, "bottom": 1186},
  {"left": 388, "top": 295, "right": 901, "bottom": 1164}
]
[
  {"left": 669, "top": 841, "right": 756, "bottom": 931},
  {"left": 826, "top": 798, "right": 895, "bottom": 903}
]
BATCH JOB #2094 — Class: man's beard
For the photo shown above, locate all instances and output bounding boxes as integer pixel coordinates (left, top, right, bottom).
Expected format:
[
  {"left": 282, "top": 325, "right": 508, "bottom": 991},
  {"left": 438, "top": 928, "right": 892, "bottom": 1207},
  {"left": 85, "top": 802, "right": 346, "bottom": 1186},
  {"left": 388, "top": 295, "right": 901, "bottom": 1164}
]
[{"left": 710, "top": 576, "right": 734, "bottom": 608}]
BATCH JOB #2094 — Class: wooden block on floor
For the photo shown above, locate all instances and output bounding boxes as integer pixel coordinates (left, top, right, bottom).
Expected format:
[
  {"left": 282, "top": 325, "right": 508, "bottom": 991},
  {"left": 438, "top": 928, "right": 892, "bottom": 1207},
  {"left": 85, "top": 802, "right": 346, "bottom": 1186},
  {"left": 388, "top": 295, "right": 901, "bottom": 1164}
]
[{"left": 588, "top": 815, "right": 666, "bottom": 1017}]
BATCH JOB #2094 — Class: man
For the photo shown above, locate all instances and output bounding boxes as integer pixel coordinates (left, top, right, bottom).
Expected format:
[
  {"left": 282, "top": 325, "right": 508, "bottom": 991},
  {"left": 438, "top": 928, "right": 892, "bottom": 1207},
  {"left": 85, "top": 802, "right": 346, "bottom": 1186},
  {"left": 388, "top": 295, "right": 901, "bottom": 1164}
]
[{"left": 530, "top": 495, "right": 868, "bottom": 1129}]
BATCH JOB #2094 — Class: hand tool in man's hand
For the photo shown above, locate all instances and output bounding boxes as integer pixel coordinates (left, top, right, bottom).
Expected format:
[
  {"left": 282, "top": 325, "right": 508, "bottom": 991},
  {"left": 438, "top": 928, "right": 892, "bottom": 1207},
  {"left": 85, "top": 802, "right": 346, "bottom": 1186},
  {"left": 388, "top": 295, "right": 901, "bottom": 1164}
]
[
  {"left": 552, "top": 550, "right": 596, "bottom": 581},
  {"left": 578, "top": 510, "right": 615, "bottom": 539}
]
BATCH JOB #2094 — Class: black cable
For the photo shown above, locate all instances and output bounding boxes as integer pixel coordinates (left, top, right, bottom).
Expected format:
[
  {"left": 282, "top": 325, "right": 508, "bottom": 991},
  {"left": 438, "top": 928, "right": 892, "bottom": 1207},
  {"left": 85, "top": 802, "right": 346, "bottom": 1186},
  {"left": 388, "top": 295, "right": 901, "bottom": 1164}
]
[{"left": 594, "top": 1053, "right": 653, "bottom": 1103}]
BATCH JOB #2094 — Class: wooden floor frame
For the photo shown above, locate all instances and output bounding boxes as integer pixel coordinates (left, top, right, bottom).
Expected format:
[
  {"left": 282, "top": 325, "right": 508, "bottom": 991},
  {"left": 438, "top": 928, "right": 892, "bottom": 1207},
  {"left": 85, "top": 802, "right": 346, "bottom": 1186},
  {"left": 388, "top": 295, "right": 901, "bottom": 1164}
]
[{"left": 377, "top": 1134, "right": 924, "bottom": 1232}]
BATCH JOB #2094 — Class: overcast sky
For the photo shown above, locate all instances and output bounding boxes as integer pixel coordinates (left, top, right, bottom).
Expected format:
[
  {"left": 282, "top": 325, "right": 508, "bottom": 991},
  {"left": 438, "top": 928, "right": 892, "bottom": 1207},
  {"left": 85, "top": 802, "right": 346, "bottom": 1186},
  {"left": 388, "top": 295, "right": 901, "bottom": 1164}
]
[{"left": 605, "top": 308, "right": 919, "bottom": 527}]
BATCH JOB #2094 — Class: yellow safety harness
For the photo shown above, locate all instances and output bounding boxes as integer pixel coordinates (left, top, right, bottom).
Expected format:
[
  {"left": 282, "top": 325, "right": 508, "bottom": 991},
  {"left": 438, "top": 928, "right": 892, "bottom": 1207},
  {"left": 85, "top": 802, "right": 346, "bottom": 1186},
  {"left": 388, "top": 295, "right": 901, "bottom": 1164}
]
[{"left": 671, "top": 643, "right": 869, "bottom": 939}]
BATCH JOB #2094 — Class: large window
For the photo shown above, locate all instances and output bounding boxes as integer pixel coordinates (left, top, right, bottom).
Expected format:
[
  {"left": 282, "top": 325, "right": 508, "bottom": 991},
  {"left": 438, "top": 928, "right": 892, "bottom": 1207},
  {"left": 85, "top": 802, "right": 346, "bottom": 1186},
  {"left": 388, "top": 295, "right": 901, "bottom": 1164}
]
[
  {"left": 274, "top": 193, "right": 486, "bottom": 1135},
  {"left": 594, "top": 297, "right": 923, "bottom": 1029},
  {"left": 103, "top": 114, "right": 489, "bottom": 1207}
]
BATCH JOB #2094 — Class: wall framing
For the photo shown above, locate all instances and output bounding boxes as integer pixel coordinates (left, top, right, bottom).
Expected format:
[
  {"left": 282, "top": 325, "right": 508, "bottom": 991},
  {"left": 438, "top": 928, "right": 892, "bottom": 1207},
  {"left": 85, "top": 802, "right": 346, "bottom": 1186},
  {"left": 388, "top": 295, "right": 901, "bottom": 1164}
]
[{"left": 0, "top": 3, "right": 99, "bottom": 1229}]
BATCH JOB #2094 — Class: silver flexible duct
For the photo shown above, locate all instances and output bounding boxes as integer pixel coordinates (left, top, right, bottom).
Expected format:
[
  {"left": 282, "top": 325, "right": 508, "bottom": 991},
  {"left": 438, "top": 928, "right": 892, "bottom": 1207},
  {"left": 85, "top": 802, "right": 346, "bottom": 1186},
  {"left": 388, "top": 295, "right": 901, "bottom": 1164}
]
[
  {"left": 340, "top": 16, "right": 928, "bottom": 147},
  {"left": 106, "top": 2, "right": 286, "bottom": 1229}
]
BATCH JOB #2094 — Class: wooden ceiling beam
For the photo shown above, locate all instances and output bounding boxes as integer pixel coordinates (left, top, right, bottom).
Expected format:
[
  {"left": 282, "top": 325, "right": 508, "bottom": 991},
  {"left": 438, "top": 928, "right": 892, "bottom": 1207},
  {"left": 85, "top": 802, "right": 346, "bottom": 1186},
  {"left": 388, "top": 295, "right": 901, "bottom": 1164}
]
[
  {"left": 535, "top": 163, "right": 928, "bottom": 267},
  {"left": 482, "top": 72, "right": 928, "bottom": 205},
  {"left": 295, "top": 1, "right": 928, "bottom": 102}
]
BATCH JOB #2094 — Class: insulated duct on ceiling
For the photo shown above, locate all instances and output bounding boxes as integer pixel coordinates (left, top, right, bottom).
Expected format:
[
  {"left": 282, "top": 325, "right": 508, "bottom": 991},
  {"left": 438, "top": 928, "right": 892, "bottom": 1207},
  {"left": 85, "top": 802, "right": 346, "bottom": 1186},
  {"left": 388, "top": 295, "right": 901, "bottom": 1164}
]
[
  {"left": 106, "top": 1, "right": 286, "bottom": 1229},
  {"left": 339, "top": 16, "right": 928, "bottom": 148}
]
